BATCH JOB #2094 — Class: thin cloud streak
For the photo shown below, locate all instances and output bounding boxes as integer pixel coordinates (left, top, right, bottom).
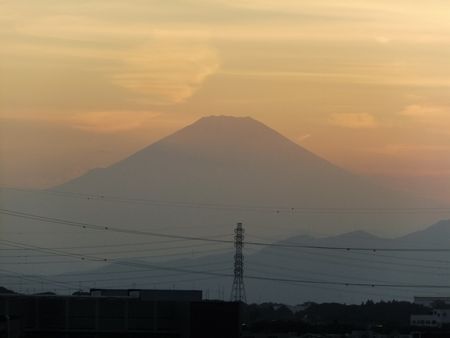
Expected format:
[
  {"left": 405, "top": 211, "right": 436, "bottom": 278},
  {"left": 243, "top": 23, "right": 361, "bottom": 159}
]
[{"left": 329, "top": 113, "right": 379, "bottom": 129}]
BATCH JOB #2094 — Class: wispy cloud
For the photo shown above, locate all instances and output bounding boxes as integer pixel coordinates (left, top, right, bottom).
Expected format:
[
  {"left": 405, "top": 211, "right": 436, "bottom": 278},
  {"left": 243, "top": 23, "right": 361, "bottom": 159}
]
[
  {"left": 369, "top": 143, "right": 450, "bottom": 155},
  {"left": 329, "top": 113, "right": 378, "bottom": 129},
  {"left": 3, "top": 11, "right": 221, "bottom": 107},
  {"left": 400, "top": 104, "right": 450, "bottom": 119},
  {"left": 297, "top": 133, "right": 312, "bottom": 142},
  {"left": 399, "top": 104, "right": 450, "bottom": 133},
  {"left": 112, "top": 42, "right": 220, "bottom": 104},
  {"left": 374, "top": 36, "right": 391, "bottom": 44},
  {"left": 68, "top": 111, "right": 161, "bottom": 133},
  {"left": 0, "top": 110, "right": 162, "bottom": 134}
]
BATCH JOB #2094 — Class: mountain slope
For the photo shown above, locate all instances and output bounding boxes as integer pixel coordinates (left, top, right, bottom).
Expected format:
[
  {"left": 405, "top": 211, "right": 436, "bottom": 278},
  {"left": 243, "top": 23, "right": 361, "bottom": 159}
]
[
  {"left": 1, "top": 116, "right": 448, "bottom": 268},
  {"left": 59, "top": 116, "right": 431, "bottom": 209}
]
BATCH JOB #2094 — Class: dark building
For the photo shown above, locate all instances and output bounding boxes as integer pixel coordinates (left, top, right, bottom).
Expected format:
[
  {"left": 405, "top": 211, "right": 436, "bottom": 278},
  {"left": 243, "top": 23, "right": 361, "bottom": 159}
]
[{"left": 0, "top": 289, "right": 240, "bottom": 338}]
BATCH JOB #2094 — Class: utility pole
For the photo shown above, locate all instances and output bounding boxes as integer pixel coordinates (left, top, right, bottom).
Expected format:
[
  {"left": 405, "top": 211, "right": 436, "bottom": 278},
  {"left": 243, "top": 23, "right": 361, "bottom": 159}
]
[{"left": 230, "top": 222, "right": 247, "bottom": 303}]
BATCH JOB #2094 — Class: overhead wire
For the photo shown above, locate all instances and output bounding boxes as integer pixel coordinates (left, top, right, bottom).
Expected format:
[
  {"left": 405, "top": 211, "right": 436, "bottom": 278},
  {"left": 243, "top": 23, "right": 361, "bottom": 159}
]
[
  {"left": 0, "top": 236, "right": 230, "bottom": 251},
  {"left": 252, "top": 245, "right": 450, "bottom": 276},
  {"left": 0, "top": 268, "right": 80, "bottom": 291},
  {"left": 1, "top": 239, "right": 450, "bottom": 290},
  {"left": 246, "top": 262, "right": 445, "bottom": 297},
  {"left": 2, "top": 186, "right": 450, "bottom": 214},
  {"left": 2, "top": 206, "right": 450, "bottom": 293},
  {"left": 2, "top": 208, "right": 450, "bottom": 252},
  {"left": 0, "top": 240, "right": 231, "bottom": 259}
]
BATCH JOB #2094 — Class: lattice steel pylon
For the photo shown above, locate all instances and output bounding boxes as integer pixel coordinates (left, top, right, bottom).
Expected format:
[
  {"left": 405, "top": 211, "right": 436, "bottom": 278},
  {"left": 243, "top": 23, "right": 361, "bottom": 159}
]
[{"left": 230, "top": 222, "right": 247, "bottom": 303}]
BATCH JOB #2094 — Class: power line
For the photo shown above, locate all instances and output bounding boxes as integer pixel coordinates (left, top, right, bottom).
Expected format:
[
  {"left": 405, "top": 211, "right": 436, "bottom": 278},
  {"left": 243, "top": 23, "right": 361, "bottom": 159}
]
[
  {"left": 2, "top": 243, "right": 450, "bottom": 276},
  {"left": 249, "top": 260, "right": 446, "bottom": 286},
  {"left": 0, "top": 237, "right": 228, "bottom": 251},
  {"left": 244, "top": 267, "right": 441, "bottom": 300},
  {"left": 2, "top": 208, "right": 450, "bottom": 252},
  {"left": 255, "top": 246, "right": 450, "bottom": 276},
  {"left": 0, "top": 240, "right": 231, "bottom": 267},
  {"left": 1, "top": 262, "right": 231, "bottom": 289},
  {"left": 0, "top": 267, "right": 232, "bottom": 294},
  {"left": 3, "top": 187, "right": 449, "bottom": 214},
  {"left": 247, "top": 261, "right": 448, "bottom": 297},
  {"left": 0, "top": 247, "right": 232, "bottom": 264},
  {"left": 2, "top": 239, "right": 450, "bottom": 290},
  {"left": 0, "top": 241, "right": 230, "bottom": 258},
  {"left": 246, "top": 234, "right": 450, "bottom": 266},
  {"left": 0, "top": 268, "right": 80, "bottom": 291}
]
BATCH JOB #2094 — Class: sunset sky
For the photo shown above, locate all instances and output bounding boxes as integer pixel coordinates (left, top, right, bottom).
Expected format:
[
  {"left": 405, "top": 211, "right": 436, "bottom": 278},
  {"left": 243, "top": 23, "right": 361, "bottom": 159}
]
[{"left": 1, "top": 0, "right": 450, "bottom": 201}]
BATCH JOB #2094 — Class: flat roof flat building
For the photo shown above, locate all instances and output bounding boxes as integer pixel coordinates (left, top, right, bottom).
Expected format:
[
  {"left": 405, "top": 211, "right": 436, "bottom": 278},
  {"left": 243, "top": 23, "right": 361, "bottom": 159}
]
[
  {"left": 89, "top": 289, "right": 203, "bottom": 301},
  {"left": 0, "top": 289, "right": 239, "bottom": 338}
]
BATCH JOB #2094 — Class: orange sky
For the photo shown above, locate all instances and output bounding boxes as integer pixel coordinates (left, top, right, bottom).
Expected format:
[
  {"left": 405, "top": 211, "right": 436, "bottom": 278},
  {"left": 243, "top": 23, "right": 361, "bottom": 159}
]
[{"left": 1, "top": 0, "right": 450, "bottom": 201}]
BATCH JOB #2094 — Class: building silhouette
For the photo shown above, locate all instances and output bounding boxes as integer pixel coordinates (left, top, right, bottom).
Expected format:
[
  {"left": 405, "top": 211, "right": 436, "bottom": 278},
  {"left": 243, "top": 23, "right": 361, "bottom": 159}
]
[{"left": 0, "top": 289, "right": 240, "bottom": 338}]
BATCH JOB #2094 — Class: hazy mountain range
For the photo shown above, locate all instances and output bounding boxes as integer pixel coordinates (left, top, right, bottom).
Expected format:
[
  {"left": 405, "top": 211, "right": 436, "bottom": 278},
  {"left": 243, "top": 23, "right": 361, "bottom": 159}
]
[
  {"left": 1, "top": 117, "right": 448, "bottom": 242},
  {"left": 2, "top": 219, "right": 450, "bottom": 304},
  {"left": 1, "top": 116, "right": 449, "bottom": 303}
]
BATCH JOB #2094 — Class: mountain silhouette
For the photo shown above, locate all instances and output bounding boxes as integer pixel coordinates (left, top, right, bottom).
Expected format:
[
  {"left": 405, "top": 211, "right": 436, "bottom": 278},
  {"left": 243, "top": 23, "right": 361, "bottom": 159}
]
[
  {"left": 58, "top": 116, "right": 431, "bottom": 211},
  {"left": 1, "top": 116, "right": 448, "bottom": 273}
]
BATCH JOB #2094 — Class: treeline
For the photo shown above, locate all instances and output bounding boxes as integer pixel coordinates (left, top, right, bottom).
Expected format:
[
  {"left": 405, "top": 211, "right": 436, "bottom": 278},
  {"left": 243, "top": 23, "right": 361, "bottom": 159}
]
[{"left": 242, "top": 300, "right": 430, "bottom": 334}]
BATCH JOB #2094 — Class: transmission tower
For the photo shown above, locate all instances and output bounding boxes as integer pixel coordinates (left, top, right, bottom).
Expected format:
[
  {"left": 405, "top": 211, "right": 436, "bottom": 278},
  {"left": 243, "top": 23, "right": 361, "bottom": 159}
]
[{"left": 230, "top": 222, "right": 247, "bottom": 303}]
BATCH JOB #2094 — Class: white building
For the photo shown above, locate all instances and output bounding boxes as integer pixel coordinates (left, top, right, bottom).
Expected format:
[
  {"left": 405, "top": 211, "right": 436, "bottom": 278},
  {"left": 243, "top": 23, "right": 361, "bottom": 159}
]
[{"left": 411, "top": 309, "right": 450, "bottom": 328}]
